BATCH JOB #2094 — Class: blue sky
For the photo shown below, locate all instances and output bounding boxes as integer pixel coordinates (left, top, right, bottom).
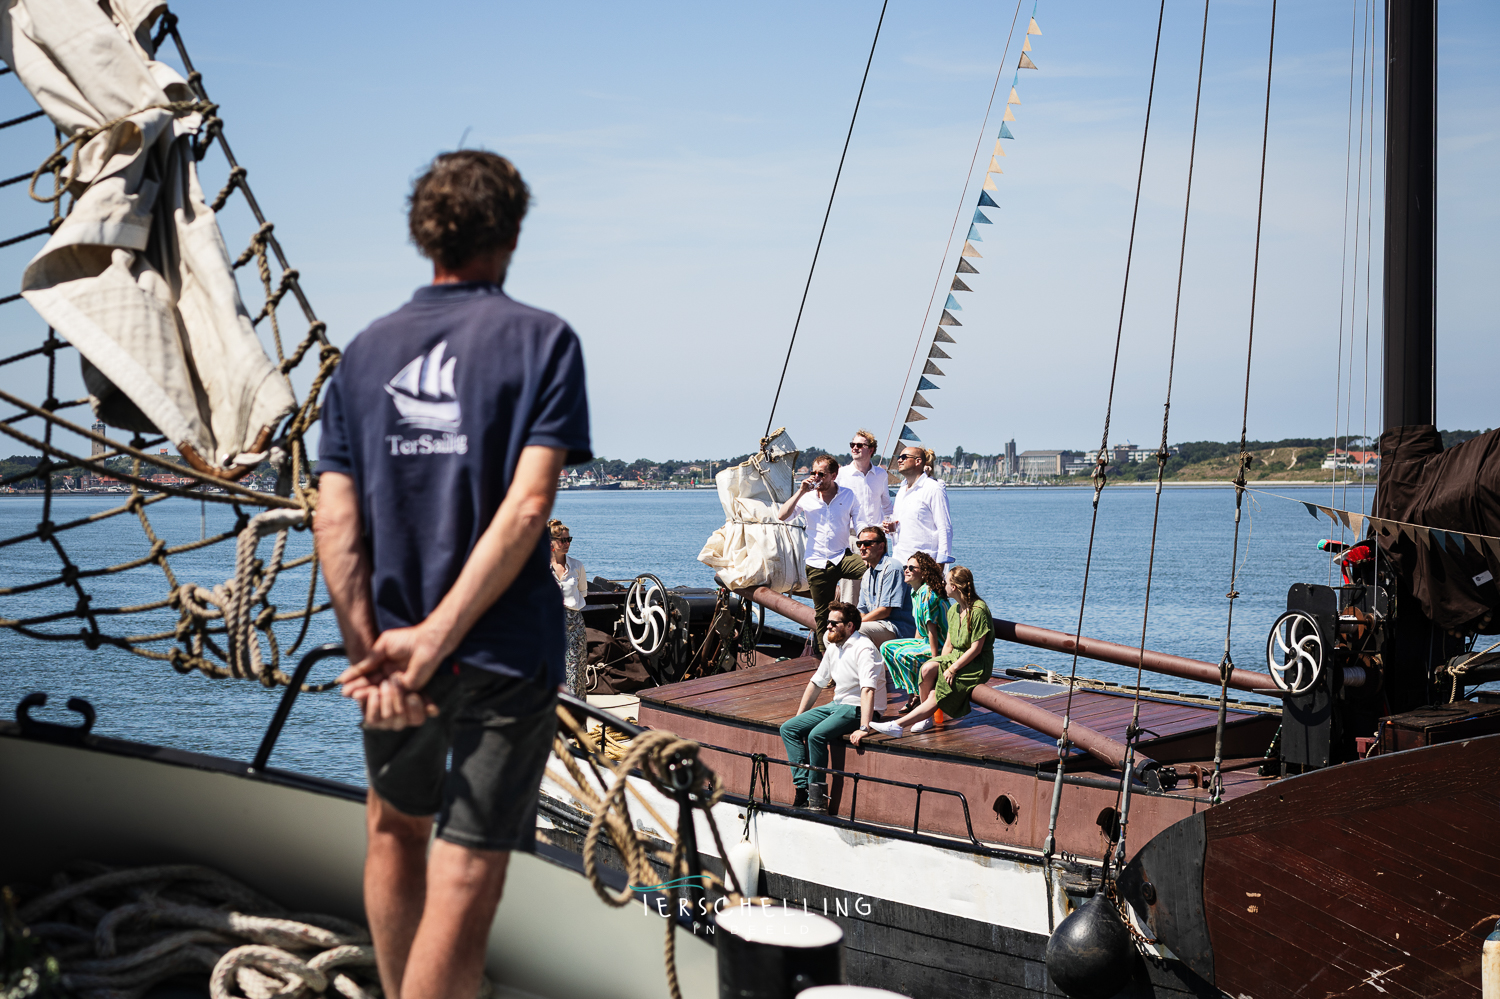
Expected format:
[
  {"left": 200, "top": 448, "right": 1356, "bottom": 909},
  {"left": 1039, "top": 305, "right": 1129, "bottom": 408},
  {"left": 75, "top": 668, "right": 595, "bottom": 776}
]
[{"left": 2, "top": 1, "right": 1496, "bottom": 463}]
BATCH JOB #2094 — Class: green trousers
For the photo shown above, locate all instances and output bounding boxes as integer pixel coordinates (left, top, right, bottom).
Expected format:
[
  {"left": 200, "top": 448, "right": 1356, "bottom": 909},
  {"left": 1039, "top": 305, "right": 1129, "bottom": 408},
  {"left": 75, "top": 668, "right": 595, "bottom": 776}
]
[
  {"left": 805, "top": 552, "right": 867, "bottom": 655},
  {"left": 779, "top": 703, "right": 861, "bottom": 789}
]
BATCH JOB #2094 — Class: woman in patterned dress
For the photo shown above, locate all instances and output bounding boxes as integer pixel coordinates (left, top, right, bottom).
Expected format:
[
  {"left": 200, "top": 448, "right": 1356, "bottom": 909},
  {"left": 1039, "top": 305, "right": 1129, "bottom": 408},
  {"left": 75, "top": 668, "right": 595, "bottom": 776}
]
[
  {"left": 548, "top": 519, "right": 587, "bottom": 696},
  {"left": 879, "top": 551, "right": 950, "bottom": 711},
  {"left": 853, "top": 565, "right": 993, "bottom": 742}
]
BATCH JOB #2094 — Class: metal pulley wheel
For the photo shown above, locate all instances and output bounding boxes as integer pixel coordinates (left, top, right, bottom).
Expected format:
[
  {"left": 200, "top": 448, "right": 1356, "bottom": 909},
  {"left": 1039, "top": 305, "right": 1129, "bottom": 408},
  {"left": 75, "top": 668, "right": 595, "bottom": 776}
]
[
  {"left": 625, "top": 574, "right": 670, "bottom": 658},
  {"left": 1265, "top": 610, "right": 1325, "bottom": 695}
]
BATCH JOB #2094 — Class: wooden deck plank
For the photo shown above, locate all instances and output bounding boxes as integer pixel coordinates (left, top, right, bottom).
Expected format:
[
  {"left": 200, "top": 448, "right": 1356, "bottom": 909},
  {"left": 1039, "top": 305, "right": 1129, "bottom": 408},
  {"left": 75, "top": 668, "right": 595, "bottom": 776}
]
[{"left": 638, "top": 657, "right": 817, "bottom": 703}]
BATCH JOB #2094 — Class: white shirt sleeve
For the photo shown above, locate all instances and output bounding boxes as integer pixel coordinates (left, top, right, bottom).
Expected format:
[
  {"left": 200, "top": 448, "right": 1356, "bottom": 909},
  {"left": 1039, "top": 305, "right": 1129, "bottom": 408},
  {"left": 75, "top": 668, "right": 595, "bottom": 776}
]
[
  {"left": 879, "top": 469, "right": 894, "bottom": 519},
  {"left": 810, "top": 649, "right": 835, "bottom": 688},
  {"left": 932, "top": 485, "right": 953, "bottom": 563},
  {"left": 856, "top": 641, "right": 882, "bottom": 690}
]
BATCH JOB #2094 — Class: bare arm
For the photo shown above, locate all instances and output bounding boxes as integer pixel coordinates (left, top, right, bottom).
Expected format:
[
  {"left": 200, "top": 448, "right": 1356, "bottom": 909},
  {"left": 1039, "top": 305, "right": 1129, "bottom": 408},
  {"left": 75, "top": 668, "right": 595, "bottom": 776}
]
[
  {"left": 341, "top": 445, "right": 567, "bottom": 728},
  {"left": 778, "top": 477, "right": 814, "bottom": 522},
  {"left": 863, "top": 605, "right": 892, "bottom": 621},
  {"left": 794, "top": 680, "right": 821, "bottom": 716},
  {"left": 314, "top": 472, "right": 378, "bottom": 665},
  {"left": 925, "top": 620, "right": 941, "bottom": 658},
  {"left": 859, "top": 686, "right": 875, "bottom": 730}
]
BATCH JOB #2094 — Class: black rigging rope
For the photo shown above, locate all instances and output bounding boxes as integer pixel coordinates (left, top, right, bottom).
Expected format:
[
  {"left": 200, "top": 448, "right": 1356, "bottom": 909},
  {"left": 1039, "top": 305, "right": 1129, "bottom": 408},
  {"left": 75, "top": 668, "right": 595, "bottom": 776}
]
[
  {"left": 1042, "top": 0, "right": 1168, "bottom": 889},
  {"left": 1115, "top": 0, "right": 1213, "bottom": 875},
  {"left": 763, "top": 0, "right": 889, "bottom": 438},
  {"left": 1211, "top": 0, "right": 1278, "bottom": 805}
]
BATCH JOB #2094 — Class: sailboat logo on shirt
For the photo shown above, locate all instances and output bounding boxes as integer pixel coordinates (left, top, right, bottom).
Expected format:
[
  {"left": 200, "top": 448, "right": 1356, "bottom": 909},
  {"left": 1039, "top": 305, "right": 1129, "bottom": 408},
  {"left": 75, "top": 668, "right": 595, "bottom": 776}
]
[{"left": 385, "top": 341, "right": 460, "bottom": 430}]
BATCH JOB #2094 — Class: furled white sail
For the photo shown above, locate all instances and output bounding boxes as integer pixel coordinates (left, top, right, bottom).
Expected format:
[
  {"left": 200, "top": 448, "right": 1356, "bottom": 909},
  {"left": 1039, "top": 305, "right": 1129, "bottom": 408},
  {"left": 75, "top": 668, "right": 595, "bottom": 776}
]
[
  {"left": 698, "top": 429, "right": 809, "bottom": 594},
  {"left": 1, "top": 0, "right": 294, "bottom": 472}
]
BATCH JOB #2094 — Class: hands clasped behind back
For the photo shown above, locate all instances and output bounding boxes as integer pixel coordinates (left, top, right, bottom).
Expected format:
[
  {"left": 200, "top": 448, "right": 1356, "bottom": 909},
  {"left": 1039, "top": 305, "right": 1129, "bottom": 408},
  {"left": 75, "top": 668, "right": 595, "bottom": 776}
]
[{"left": 338, "top": 625, "right": 445, "bottom": 730}]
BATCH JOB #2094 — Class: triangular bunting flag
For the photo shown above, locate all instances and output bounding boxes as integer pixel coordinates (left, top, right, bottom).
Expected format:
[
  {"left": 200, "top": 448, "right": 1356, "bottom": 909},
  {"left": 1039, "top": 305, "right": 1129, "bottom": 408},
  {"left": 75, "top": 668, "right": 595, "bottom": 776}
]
[
  {"left": 1453, "top": 532, "right": 1469, "bottom": 553},
  {"left": 933, "top": 329, "right": 957, "bottom": 343},
  {"left": 1485, "top": 536, "right": 1500, "bottom": 563},
  {"left": 967, "top": 224, "right": 983, "bottom": 241},
  {"left": 1317, "top": 506, "right": 1336, "bottom": 526},
  {"left": 1397, "top": 522, "right": 1415, "bottom": 542},
  {"left": 905, "top": 409, "right": 927, "bottom": 423},
  {"left": 1465, "top": 534, "right": 1485, "bottom": 556},
  {"left": 961, "top": 242, "right": 982, "bottom": 257},
  {"left": 1348, "top": 513, "right": 1365, "bottom": 537},
  {"left": 973, "top": 209, "right": 993, "bottom": 224},
  {"left": 1413, "top": 525, "right": 1431, "bottom": 544},
  {"left": 929, "top": 345, "right": 950, "bottom": 359},
  {"left": 1430, "top": 528, "right": 1449, "bottom": 551},
  {"left": 911, "top": 392, "right": 933, "bottom": 408},
  {"left": 1028, "top": 16, "right": 1042, "bottom": 35},
  {"left": 944, "top": 294, "right": 961, "bottom": 311},
  {"left": 938, "top": 311, "right": 962, "bottom": 326},
  {"left": 983, "top": 175, "right": 999, "bottom": 191},
  {"left": 1019, "top": 53, "right": 1038, "bottom": 70},
  {"left": 1336, "top": 509, "right": 1352, "bottom": 529},
  {"left": 923, "top": 360, "right": 945, "bottom": 376},
  {"left": 992, "top": 140, "right": 1006, "bottom": 157},
  {"left": 899, "top": 425, "right": 921, "bottom": 441},
  {"left": 917, "top": 376, "right": 940, "bottom": 391},
  {"left": 1022, "top": 36, "right": 1031, "bottom": 53},
  {"left": 1008, "top": 87, "right": 1021, "bottom": 105},
  {"left": 1003, "top": 107, "right": 1015, "bottom": 122},
  {"left": 998, "top": 122, "right": 1014, "bottom": 139},
  {"left": 950, "top": 276, "right": 972, "bottom": 292},
  {"left": 988, "top": 157, "right": 1005, "bottom": 173},
  {"left": 978, "top": 191, "right": 999, "bottom": 208},
  {"left": 956, "top": 258, "right": 979, "bottom": 273},
  {"left": 1303, "top": 502, "right": 1319, "bottom": 520}
]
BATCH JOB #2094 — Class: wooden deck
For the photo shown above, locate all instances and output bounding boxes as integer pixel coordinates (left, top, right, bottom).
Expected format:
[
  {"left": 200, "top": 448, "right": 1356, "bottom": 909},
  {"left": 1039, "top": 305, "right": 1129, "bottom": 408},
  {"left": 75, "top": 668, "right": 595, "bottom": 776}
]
[{"left": 637, "top": 658, "right": 1280, "bottom": 862}]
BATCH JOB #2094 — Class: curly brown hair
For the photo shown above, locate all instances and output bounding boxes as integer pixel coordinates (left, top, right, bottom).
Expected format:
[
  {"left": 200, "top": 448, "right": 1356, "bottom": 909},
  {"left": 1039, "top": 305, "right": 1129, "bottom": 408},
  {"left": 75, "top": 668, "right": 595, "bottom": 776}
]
[
  {"left": 904, "top": 550, "right": 945, "bottom": 592},
  {"left": 408, "top": 150, "right": 531, "bottom": 270}
]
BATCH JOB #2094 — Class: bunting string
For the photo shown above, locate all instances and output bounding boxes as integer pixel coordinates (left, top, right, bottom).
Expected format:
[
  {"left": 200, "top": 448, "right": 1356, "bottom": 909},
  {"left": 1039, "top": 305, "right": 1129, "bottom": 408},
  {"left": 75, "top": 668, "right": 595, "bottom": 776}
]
[
  {"left": 883, "top": 0, "right": 1037, "bottom": 451},
  {"left": 1246, "top": 487, "right": 1500, "bottom": 567}
]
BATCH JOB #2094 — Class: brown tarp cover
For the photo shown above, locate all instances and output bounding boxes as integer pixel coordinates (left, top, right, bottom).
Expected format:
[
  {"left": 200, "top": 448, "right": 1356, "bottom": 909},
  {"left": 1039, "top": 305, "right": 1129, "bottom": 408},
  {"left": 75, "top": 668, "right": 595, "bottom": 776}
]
[{"left": 1375, "top": 425, "right": 1500, "bottom": 632}]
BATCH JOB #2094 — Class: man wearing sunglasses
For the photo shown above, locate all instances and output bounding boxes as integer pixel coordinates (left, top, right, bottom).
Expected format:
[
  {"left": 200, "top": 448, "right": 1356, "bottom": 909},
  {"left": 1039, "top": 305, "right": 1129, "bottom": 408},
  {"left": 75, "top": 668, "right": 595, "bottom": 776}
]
[
  {"left": 778, "top": 601, "right": 886, "bottom": 813},
  {"left": 835, "top": 429, "right": 893, "bottom": 606},
  {"left": 777, "top": 454, "right": 863, "bottom": 655},
  {"left": 882, "top": 445, "right": 953, "bottom": 567},
  {"left": 853, "top": 525, "right": 914, "bottom": 648}
]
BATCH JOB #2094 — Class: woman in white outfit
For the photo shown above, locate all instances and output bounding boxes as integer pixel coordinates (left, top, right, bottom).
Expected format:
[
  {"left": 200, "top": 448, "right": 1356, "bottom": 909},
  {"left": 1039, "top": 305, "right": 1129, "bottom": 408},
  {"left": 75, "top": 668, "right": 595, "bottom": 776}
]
[{"left": 549, "top": 519, "right": 587, "bottom": 696}]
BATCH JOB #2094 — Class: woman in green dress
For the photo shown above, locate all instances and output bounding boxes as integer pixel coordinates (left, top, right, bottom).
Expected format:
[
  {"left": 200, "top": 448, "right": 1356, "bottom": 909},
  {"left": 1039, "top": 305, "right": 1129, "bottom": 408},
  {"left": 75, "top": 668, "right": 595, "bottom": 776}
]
[
  {"left": 879, "top": 551, "right": 950, "bottom": 709},
  {"left": 853, "top": 565, "right": 993, "bottom": 742}
]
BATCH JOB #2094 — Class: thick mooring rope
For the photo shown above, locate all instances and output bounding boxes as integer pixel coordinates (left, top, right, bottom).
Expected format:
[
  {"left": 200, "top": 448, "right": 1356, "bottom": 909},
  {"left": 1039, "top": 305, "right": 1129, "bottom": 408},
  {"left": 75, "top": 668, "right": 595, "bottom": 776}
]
[
  {"left": 547, "top": 708, "right": 743, "bottom": 999},
  {"left": 11, "top": 863, "right": 403, "bottom": 999}
]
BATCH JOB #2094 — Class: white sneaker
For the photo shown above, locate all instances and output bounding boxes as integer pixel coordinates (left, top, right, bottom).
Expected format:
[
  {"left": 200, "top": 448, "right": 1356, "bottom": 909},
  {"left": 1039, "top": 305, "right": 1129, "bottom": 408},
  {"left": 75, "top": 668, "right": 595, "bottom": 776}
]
[
  {"left": 869, "top": 720, "right": 903, "bottom": 737},
  {"left": 910, "top": 718, "right": 934, "bottom": 734}
]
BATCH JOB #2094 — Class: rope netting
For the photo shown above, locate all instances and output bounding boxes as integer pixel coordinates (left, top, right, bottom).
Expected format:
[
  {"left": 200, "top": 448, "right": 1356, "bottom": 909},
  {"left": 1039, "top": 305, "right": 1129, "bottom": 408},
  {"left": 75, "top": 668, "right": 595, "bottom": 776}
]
[{"left": 0, "top": 13, "right": 340, "bottom": 691}]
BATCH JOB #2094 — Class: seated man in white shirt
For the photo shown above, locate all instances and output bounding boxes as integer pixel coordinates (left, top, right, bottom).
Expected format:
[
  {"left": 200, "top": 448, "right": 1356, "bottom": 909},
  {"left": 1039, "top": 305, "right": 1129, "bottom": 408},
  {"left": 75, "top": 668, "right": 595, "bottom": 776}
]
[
  {"left": 778, "top": 602, "right": 887, "bottom": 813},
  {"left": 883, "top": 445, "right": 953, "bottom": 566},
  {"left": 778, "top": 454, "right": 865, "bottom": 655}
]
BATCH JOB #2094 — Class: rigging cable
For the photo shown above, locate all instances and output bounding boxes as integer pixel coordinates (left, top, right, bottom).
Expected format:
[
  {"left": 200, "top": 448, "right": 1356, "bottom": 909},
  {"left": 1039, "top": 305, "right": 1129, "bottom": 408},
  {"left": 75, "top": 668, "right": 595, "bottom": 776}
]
[
  {"left": 763, "top": 0, "right": 890, "bottom": 438},
  {"left": 880, "top": 0, "right": 1028, "bottom": 456},
  {"left": 1041, "top": 0, "right": 1168, "bottom": 905},
  {"left": 1210, "top": 0, "right": 1278, "bottom": 805},
  {"left": 1330, "top": 0, "right": 1365, "bottom": 582},
  {"left": 1341, "top": 0, "right": 1373, "bottom": 535},
  {"left": 1112, "top": 0, "right": 1213, "bottom": 880}
]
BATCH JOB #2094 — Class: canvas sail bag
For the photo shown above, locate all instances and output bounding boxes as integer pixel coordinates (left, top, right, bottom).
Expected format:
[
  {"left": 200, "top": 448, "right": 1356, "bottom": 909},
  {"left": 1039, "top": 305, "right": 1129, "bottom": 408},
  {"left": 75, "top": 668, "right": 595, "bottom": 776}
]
[
  {"left": 2, "top": 0, "right": 295, "bottom": 473},
  {"left": 698, "top": 429, "right": 810, "bottom": 594}
]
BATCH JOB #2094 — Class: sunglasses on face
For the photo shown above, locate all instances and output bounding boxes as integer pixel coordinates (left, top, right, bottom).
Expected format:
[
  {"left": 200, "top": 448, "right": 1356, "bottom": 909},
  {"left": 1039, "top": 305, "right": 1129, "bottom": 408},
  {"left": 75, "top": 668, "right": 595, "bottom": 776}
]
[
  {"left": 855, "top": 539, "right": 882, "bottom": 549},
  {"left": 903, "top": 565, "right": 918, "bottom": 573},
  {"left": 849, "top": 442, "right": 871, "bottom": 449},
  {"left": 554, "top": 537, "right": 573, "bottom": 544},
  {"left": 897, "top": 454, "right": 921, "bottom": 462},
  {"left": 826, "top": 619, "right": 850, "bottom": 629}
]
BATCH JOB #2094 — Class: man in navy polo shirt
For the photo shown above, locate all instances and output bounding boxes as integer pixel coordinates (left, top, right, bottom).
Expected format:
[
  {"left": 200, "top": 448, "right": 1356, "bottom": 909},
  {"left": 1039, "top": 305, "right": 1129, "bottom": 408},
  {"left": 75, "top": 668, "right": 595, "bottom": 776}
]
[{"left": 315, "top": 150, "right": 589, "bottom": 999}]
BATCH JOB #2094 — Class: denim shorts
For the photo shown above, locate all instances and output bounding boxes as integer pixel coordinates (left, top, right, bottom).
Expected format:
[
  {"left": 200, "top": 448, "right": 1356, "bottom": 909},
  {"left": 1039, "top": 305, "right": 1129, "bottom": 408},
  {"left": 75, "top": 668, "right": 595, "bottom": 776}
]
[{"left": 363, "top": 663, "right": 558, "bottom": 852}]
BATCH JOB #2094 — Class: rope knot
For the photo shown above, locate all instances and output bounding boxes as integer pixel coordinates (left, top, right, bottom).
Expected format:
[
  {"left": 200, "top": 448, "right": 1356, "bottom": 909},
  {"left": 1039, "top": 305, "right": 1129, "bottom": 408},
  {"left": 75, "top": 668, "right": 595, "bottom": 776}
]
[{"left": 35, "top": 520, "right": 54, "bottom": 542}]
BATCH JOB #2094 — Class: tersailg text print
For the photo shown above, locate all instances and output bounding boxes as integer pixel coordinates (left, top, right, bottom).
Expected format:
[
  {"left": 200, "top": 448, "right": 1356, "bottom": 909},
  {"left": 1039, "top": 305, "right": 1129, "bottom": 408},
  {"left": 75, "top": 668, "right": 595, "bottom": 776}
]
[{"left": 384, "top": 433, "right": 468, "bottom": 456}]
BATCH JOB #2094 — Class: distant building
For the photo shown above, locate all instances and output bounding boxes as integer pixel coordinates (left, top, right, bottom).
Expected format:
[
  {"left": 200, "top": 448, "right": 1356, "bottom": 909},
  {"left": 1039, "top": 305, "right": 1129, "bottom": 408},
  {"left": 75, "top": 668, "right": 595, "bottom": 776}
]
[
  {"left": 1322, "top": 449, "right": 1379, "bottom": 471},
  {"left": 1004, "top": 439, "right": 1017, "bottom": 477},
  {"left": 91, "top": 422, "right": 105, "bottom": 457},
  {"left": 1018, "top": 450, "right": 1068, "bottom": 477}
]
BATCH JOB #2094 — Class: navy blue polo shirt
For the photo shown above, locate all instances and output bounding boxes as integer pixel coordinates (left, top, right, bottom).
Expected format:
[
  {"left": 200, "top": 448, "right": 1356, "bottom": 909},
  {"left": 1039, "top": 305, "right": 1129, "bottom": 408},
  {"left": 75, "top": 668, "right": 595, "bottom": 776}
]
[{"left": 318, "top": 282, "right": 591, "bottom": 684}]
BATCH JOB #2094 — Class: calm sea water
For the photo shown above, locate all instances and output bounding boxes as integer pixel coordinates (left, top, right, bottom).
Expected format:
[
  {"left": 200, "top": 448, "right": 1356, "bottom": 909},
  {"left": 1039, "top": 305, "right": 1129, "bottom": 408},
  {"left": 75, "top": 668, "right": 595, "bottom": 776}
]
[{"left": 0, "top": 482, "right": 1408, "bottom": 785}]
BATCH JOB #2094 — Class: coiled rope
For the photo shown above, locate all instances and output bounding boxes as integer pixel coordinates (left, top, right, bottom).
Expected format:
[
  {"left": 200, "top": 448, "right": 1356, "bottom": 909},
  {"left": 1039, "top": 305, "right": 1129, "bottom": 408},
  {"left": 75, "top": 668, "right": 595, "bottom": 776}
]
[{"left": 7, "top": 862, "right": 433, "bottom": 999}]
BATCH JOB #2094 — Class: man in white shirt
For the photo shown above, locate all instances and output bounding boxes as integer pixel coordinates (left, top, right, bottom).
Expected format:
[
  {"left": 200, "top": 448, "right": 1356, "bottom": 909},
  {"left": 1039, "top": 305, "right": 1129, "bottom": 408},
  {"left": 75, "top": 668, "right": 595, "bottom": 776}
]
[
  {"left": 835, "top": 429, "right": 894, "bottom": 605},
  {"left": 883, "top": 445, "right": 953, "bottom": 565},
  {"left": 778, "top": 601, "right": 887, "bottom": 813},
  {"left": 778, "top": 454, "right": 864, "bottom": 655}
]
